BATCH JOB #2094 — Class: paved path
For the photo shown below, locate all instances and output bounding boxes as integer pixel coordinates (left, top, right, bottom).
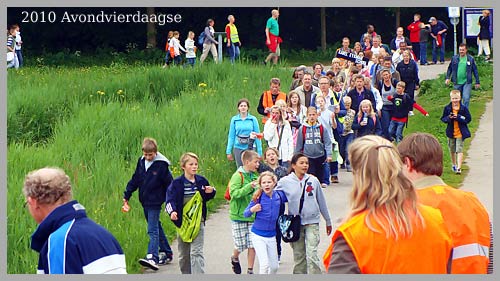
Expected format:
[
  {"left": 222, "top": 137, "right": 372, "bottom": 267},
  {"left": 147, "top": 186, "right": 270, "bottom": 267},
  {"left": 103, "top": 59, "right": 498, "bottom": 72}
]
[{"left": 152, "top": 62, "right": 492, "bottom": 274}]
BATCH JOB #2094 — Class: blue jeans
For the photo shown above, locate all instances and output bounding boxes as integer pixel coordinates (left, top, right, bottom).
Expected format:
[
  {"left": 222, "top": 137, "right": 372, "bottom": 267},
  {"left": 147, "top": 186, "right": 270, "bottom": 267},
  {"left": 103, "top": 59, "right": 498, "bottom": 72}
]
[
  {"left": 339, "top": 133, "right": 354, "bottom": 167},
  {"left": 308, "top": 155, "right": 326, "bottom": 184},
  {"left": 420, "top": 42, "right": 428, "bottom": 64},
  {"left": 143, "top": 207, "right": 173, "bottom": 262},
  {"left": 321, "top": 162, "right": 330, "bottom": 185},
  {"left": 388, "top": 120, "right": 406, "bottom": 143},
  {"left": 432, "top": 37, "right": 445, "bottom": 63},
  {"left": 228, "top": 43, "right": 240, "bottom": 64},
  {"left": 185, "top": 57, "right": 196, "bottom": 67},
  {"left": 173, "top": 55, "right": 182, "bottom": 65},
  {"left": 381, "top": 108, "right": 393, "bottom": 140},
  {"left": 15, "top": 49, "right": 23, "bottom": 67},
  {"left": 454, "top": 83, "right": 472, "bottom": 108},
  {"left": 329, "top": 161, "right": 339, "bottom": 176}
]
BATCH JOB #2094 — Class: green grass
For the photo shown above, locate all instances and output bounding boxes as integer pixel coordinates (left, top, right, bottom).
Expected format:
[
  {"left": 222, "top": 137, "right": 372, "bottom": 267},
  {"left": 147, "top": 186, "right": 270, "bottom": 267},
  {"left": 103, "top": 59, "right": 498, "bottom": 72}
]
[
  {"left": 7, "top": 59, "right": 492, "bottom": 273},
  {"left": 405, "top": 60, "right": 493, "bottom": 187}
]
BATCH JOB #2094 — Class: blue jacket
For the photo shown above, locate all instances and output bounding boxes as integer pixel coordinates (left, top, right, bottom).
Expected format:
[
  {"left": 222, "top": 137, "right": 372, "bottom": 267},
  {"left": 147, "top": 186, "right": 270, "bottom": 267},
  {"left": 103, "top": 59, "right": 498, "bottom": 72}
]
[
  {"left": 352, "top": 113, "right": 382, "bottom": 137},
  {"left": 441, "top": 102, "right": 472, "bottom": 140},
  {"left": 446, "top": 54, "right": 480, "bottom": 85},
  {"left": 226, "top": 113, "right": 263, "bottom": 155},
  {"left": 31, "top": 200, "right": 126, "bottom": 274},
  {"left": 244, "top": 190, "right": 287, "bottom": 237},
  {"left": 123, "top": 152, "right": 173, "bottom": 209},
  {"left": 165, "top": 174, "right": 216, "bottom": 228}
]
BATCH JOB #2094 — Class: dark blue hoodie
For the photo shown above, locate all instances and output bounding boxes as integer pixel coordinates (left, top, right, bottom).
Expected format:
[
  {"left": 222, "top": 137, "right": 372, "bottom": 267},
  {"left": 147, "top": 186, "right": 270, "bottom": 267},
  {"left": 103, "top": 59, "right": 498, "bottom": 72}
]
[{"left": 123, "top": 152, "right": 173, "bottom": 209}]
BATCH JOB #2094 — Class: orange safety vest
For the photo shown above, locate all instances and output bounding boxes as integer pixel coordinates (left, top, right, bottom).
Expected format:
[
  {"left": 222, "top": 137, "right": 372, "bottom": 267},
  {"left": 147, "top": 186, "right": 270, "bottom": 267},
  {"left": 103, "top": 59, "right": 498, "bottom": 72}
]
[
  {"left": 323, "top": 204, "right": 452, "bottom": 273},
  {"left": 261, "top": 90, "right": 287, "bottom": 124},
  {"left": 417, "top": 185, "right": 490, "bottom": 273}
]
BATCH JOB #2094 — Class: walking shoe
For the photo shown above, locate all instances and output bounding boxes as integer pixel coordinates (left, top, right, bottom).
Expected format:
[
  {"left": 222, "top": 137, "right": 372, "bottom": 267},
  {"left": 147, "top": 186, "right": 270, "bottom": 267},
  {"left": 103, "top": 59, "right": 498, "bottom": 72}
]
[
  {"left": 408, "top": 111, "right": 414, "bottom": 116},
  {"left": 262, "top": 60, "right": 267, "bottom": 66},
  {"left": 428, "top": 61, "right": 436, "bottom": 65},
  {"left": 231, "top": 256, "right": 242, "bottom": 274},
  {"left": 346, "top": 166, "right": 352, "bottom": 172},
  {"left": 331, "top": 176, "right": 339, "bottom": 183},
  {"left": 139, "top": 255, "right": 159, "bottom": 271},
  {"left": 439, "top": 61, "right": 445, "bottom": 64},
  {"left": 158, "top": 252, "right": 173, "bottom": 265},
  {"left": 321, "top": 183, "right": 328, "bottom": 188},
  {"left": 452, "top": 165, "right": 457, "bottom": 173},
  {"left": 456, "top": 168, "right": 461, "bottom": 175},
  {"left": 247, "top": 269, "right": 254, "bottom": 274},
  {"left": 340, "top": 164, "right": 346, "bottom": 169}
]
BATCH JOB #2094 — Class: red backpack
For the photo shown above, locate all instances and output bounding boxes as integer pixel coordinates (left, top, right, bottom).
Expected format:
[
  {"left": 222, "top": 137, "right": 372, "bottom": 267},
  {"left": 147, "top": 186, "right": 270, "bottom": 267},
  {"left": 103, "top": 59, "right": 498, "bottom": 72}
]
[
  {"left": 302, "top": 124, "right": 324, "bottom": 142},
  {"left": 224, "top": 171, "right": 244, "bottom": 201}
]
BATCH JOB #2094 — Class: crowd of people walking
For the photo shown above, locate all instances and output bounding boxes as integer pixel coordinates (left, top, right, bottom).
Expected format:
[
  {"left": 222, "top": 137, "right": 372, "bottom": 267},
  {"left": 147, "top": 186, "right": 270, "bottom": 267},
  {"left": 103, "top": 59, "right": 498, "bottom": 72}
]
[{"left": 18, "top": 8, "right": 493, "bottom": 276}]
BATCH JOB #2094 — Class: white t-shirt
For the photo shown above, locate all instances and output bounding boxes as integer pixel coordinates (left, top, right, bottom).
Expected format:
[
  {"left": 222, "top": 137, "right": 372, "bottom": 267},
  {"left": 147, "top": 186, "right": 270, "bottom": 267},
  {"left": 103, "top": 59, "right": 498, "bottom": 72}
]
[{"left": 185, "top": 38, "right": 196, "bottom": 58}]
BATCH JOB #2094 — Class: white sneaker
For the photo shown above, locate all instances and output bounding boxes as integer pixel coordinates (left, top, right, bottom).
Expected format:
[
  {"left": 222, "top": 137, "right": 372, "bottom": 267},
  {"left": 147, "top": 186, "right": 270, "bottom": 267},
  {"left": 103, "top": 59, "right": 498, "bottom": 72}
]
[
  {"left": 408, "top": 111, "right": 414, "bottom": 116},
  {"left": 139, "top": 254, "right": 159, "bottom": 271}
]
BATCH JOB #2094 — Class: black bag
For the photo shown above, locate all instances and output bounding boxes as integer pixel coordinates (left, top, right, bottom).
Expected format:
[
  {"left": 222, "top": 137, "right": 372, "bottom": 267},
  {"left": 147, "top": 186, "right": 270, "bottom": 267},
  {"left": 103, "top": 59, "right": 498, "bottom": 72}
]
[{"left": 278, "top": 177, "right": 308, "bottom": 243}]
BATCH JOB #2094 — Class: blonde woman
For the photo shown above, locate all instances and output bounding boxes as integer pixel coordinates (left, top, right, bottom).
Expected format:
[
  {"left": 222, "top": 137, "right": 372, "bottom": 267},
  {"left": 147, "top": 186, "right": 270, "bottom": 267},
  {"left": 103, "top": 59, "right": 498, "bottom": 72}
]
[
  {"left": 263, "top": 105, "right": 294, "bottom": 167},
  {"left": 323, "top": 135, "right": 453, "bottom": 273}
]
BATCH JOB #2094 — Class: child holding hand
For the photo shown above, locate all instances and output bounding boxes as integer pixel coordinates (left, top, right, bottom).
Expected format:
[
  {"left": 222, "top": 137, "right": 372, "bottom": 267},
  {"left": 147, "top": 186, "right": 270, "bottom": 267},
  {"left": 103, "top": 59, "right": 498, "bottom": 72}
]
[{"left": 244, "top": 171, "right": 287, "bottom": 274}]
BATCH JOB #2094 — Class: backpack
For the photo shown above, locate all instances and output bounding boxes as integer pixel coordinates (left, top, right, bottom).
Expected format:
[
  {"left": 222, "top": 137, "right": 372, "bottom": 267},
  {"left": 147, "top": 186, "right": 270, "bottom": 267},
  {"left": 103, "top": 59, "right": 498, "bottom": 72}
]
[
  {"left": 198, "top": 31, "right": 206, "bottom": 46},
  {"left": 176, "top": 191, "right": 203, "bottom": 243},
  {"left": 302, "top": 124, "right": 324, "bottom": 143},
  {"left": 224, "top": 171, "right": 244, "bottom": 201}
]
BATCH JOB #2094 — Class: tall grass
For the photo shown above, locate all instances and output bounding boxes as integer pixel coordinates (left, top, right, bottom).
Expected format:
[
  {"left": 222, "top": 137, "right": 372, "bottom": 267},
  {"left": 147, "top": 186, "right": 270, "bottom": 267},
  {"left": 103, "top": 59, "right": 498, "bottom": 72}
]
[{"left": 7, "top": 62, "right": 291, "bottom": 273}]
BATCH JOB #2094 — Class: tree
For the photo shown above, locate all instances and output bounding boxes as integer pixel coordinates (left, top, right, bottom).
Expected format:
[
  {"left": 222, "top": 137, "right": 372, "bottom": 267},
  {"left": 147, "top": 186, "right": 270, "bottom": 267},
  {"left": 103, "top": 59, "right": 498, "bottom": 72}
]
[
  {"left": 321, "top": 7, "right": 327, "bottom": 51},
  {"left": 146, "top": 7, "right": 157, "bottom": 49}
]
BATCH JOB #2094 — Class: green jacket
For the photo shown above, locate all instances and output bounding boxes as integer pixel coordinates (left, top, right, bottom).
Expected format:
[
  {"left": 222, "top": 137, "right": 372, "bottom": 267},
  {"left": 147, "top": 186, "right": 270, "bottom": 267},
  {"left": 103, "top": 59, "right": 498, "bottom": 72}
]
[{"left": 229, "top": 166, "right": 259, "bottom": 222}]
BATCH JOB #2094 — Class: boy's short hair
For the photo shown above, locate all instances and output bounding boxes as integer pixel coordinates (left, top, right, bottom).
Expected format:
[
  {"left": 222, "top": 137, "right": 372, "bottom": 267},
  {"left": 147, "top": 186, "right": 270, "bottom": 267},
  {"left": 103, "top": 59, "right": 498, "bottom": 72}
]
[
  {"left": 241, "top": 150, "right": 259, "bottom": 164},
  {"left": 142, "top": 137, "right": 158, "bottom": 153},
  {"left": 397, "top": 81, "right": 406, "bottom": 89},
  {"left": 397, "top": 133, "right": 443, "bottom": 176},
  {"left": 450, "top": 89, "right": 461, "bottom": 98},
  {"left": 343, "top": 96, "right": 352, "bottom": 103},
  {"left": 180, "top": 152, "right": 198, "bottom": 167},
  {"left": 173, "top": 31, "right": 180, "bottom": 36}
]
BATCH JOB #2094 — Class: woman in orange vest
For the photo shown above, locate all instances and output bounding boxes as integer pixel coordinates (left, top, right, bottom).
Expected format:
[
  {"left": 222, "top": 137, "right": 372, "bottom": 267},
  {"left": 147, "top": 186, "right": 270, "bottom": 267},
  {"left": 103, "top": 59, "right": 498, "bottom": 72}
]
[{"left": 323, "top": 135, "right": 452, "bottom": 273}]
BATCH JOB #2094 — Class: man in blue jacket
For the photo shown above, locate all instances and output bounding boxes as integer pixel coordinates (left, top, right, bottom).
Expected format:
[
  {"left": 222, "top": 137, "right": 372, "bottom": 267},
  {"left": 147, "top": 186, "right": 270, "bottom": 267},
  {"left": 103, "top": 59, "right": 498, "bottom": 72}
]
[
  {"left": 24, "top": 167, "right": 127, "bottom": 274},
  {"left": 445, "top": 43, "right": 480, "bottom": 108},
  {"left": 428, "top": 16, "right": 448, "bottom": 64}
]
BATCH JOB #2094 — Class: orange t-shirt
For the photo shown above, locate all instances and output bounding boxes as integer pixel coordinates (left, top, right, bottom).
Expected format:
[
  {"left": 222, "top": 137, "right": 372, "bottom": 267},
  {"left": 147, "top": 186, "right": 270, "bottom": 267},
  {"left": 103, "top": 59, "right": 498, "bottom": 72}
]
[{"left": 452, "top": 107, "right": 462, "bottom": 139}]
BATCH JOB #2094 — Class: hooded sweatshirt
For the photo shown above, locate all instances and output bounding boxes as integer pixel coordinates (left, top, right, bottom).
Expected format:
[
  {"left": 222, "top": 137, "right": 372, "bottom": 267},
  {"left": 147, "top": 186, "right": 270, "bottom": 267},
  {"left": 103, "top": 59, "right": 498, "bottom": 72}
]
[
  {"left": 295, "top": 122, "right": 332, "bottom": 159},
  {"left": 275, "top": 172, "right": 332, "bottom": 226},
  {"left": 123, "top": 152, "right": 173, "bottom": 209}
]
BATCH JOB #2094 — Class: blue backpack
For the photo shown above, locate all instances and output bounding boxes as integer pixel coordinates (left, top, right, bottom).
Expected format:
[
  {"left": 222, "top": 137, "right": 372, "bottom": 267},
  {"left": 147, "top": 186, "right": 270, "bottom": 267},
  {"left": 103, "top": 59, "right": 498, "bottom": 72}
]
[{"left": 198, "top": 31, "right": 206, "bottom": 46}]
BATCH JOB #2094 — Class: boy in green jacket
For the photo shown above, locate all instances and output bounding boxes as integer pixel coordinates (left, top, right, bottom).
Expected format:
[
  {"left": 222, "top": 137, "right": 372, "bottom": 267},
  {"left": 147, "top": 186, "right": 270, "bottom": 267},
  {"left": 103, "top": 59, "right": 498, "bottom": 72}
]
[{"left": 228, "top": 150, "right": 260, "bottom": 274}]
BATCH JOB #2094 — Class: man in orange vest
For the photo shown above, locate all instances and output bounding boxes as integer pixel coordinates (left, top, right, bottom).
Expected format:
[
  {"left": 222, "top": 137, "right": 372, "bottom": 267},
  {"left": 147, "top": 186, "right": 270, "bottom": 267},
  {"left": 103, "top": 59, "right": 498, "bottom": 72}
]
[
  {"left": 398, "top": 132, "right": 492, "bottom": 274},
  {"left": 257, "top": 77, "right": 287, "bottom": 124}
]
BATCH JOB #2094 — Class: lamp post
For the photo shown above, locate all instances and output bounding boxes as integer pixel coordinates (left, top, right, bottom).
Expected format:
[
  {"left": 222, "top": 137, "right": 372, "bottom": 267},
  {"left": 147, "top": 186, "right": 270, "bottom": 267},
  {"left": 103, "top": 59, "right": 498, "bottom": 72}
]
[{"left": 448, "top": 7, "right": 460, "bottom": 56}]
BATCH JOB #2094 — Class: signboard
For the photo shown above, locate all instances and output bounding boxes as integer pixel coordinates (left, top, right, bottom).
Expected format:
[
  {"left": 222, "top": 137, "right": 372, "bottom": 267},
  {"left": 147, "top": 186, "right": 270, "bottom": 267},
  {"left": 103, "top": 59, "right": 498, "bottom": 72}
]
[
  {"left": 463, "top": 8, "right": 493, "bottom": 38},
  {"left": 335, "top": 50, "right": 370, "bottom": 66},
  {"left": 448, "top": 7, "right": 460, "bottom": 18}
]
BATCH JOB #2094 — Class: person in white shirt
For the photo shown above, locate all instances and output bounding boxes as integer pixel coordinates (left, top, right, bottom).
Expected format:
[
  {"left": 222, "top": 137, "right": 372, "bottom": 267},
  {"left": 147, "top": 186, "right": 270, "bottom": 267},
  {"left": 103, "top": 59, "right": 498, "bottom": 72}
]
[
  {"left": 184, "top": 31, "right": 197, "bottom": 67},
  {"left": 169, "top": 31, "right": 186, "bottom": 66}
]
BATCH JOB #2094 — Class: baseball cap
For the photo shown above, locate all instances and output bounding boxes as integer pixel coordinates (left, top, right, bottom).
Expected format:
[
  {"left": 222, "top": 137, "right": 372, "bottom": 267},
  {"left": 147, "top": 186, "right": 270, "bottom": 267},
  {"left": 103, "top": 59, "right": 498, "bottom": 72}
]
[{"left": 428, "top": 17, "right": 436, "bottom": 22}]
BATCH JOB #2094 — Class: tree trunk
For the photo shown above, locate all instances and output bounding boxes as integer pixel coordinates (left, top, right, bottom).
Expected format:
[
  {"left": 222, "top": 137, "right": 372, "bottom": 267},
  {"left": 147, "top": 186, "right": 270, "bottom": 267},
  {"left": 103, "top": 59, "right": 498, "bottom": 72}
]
[
  {"left": 395, "top": 7, "right": 401, "bottom": 28},
  {"left": 321, "top": 7, "right": 326, "bottom": 51},
  {"left": 146, "top": 7, "right": 157, "bottom": 49}
]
